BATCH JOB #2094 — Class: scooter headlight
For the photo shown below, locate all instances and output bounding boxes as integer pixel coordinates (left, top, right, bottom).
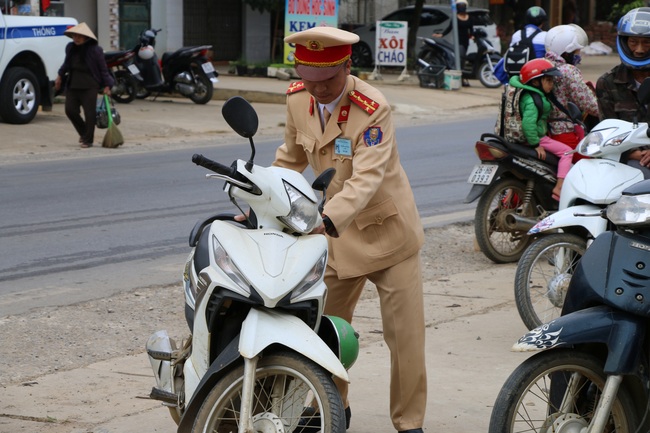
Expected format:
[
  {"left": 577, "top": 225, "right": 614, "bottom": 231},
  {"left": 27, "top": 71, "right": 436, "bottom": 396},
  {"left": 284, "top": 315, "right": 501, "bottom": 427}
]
[
  {"left": 212, "top": 235, "right": 251, "bottom": 295},
  {"left": 578, "top": 128, "right": 629, "bottom": 157},
  {"left": 278, "top": 181, "right": 319, "bottom": 233},
  {"left": 607, "top": 194, "right": 650, "bottom": 226},
  {"left": 291, "top": 251, "right": 327, "bottom": 301}
]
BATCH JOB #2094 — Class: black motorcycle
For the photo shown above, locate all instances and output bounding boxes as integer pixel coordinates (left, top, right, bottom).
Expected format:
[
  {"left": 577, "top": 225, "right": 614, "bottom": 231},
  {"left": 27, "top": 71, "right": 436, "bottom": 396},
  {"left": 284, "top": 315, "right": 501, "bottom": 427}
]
[
  {"left": 133, "top": 28, "right": 218, "bottom": 105},
  {"left": 489, "top": 179, "right": 650, "bottom": 433},
  {"left": 416, "top": 28, "right": 502, "bottom": 88},
  {"left": 464, "top": 132, "right": 559, "bottom": 263},
  {"left": 104, "top": 48, "right": 143, "bottom": 103}
]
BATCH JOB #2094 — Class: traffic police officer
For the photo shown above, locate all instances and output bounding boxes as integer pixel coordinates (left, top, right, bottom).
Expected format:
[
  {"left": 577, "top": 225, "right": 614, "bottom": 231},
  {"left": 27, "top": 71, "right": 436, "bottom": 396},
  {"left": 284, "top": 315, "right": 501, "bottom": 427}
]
[{"left": 276, "top": 26, "right": 427, "bottom": 433}]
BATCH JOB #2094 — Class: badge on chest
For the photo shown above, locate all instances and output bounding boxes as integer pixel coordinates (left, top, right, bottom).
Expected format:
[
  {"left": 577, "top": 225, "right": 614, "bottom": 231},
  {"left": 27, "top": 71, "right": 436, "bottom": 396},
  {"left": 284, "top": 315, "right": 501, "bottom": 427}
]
[{"left": 335, "top": 137, "right": 352, "bottom": 156}]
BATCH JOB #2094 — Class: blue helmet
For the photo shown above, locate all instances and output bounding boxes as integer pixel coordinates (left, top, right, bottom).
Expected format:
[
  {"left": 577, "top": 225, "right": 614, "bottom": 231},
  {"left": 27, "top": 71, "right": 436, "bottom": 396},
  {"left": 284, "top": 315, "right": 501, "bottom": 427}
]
[{"left": 617, "top": 7, "right": 650, "bottom": 69}]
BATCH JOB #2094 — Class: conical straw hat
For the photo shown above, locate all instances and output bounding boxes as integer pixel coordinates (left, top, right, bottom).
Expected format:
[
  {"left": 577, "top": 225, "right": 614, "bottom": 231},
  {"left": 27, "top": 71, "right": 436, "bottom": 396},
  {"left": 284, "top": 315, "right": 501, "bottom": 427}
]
[{"left": 64, "top": 22, "right": 97, "bottom": 41}]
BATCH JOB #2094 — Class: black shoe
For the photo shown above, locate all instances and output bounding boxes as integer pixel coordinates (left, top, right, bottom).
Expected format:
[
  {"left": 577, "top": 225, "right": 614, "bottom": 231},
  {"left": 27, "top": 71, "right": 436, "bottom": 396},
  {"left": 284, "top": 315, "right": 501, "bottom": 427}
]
[
  {"left": 398, "top": 429, "right": 424, "bottom": 433},
  {"left": 462, "top": 79, "right": 470, "bottom": 87}
]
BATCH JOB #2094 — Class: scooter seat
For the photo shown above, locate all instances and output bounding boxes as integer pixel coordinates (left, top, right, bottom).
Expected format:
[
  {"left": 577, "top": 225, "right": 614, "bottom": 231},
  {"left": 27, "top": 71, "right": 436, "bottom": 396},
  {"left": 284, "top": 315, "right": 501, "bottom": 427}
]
[{"left": 480, "top": 133, "right": 559, "bottom": 166}]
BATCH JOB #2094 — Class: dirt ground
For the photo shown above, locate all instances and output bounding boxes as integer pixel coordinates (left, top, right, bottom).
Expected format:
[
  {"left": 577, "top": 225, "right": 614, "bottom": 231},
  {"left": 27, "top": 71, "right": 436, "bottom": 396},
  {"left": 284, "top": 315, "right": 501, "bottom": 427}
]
[{"left": 0, "top": 222, "right": 495, "bottom": 388}]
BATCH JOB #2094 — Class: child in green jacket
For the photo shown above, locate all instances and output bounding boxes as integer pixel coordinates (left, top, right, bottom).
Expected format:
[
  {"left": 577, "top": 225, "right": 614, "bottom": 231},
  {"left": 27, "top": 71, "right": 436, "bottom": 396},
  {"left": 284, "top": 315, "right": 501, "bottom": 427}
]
[{"left": 510, "top": 58, "right": 573, "bottom": 200}]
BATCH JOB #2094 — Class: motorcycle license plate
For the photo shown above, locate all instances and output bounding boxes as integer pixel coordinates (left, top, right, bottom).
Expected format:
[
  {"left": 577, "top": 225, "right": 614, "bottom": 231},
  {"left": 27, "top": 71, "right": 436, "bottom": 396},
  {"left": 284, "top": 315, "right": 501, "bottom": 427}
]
[
  {"left": 127, "top": 64, "right": 140, "bottom": 75},
  {"left": 467, "top": 164, "right": 498, "bottom": 185},
  {"left": 202, "top": 62, "right": 215, "bottom": 74}
]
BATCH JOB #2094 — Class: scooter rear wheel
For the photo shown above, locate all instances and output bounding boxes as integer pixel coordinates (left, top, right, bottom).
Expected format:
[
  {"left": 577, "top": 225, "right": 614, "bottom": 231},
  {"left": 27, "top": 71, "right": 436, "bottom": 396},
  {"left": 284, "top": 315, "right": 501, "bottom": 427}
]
[
  {"left": 489, "top": 350, "right": 638, "bottom": 433},
  {"left": 192, "top": 351, "right": 345, "bottom": 433},
  {"left": 189, "top": 65, "right": 214, "bottom": 105},
  {"left": 475, "top": 177, "right": 538, "bottom": 263},
  {"left": 477, "top": 60, "right": 502, "bottom": 88}
]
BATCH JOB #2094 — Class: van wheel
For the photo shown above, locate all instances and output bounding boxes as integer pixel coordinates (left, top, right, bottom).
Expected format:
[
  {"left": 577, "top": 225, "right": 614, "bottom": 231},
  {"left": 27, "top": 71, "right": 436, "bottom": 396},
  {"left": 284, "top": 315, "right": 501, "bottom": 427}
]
[{"left": 0, "top": 67, "right": 41, "bottom": 124}]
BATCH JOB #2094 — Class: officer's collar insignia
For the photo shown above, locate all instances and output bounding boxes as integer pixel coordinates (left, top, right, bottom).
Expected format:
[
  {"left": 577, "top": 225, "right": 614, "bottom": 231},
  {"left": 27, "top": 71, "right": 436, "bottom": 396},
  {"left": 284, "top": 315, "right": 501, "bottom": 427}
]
[{"left": 338, "top": 105, "right": 350, "bottom": 122}]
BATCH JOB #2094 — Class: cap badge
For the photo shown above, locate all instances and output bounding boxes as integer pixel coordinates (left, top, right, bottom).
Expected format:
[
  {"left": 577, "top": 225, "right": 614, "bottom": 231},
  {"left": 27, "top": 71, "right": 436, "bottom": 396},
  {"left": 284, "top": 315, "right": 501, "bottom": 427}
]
[{"left": 307, "top": 40, "right": 324, "bottom": 51}]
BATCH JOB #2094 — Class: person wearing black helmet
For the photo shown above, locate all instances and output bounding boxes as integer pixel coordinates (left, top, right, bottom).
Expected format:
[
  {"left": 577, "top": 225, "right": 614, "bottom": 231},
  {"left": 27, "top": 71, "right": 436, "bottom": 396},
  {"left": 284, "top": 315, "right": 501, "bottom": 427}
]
[
  {"left": 493, "top": 6, "right": 548, "bottom": 84},
  {"left": 596, "top": 7, "right": 650, "bottom": 178}
]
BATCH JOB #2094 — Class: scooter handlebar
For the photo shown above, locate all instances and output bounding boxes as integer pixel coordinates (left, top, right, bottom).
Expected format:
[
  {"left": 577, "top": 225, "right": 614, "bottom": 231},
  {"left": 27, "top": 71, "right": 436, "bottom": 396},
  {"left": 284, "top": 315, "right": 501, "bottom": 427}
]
[{"left": 192, "top": 154, "right": 235, "bottom": 177}]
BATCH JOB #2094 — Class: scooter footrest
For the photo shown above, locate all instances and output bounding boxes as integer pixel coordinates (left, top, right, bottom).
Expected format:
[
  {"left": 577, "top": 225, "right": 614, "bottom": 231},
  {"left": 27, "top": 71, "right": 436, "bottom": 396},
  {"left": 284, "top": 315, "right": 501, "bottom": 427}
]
[
  {"left": 150, "top": 387, "right": 178, "bottom": 405},
  {"left": 147, "top": 349, "right": 172, "bottom": 361}
]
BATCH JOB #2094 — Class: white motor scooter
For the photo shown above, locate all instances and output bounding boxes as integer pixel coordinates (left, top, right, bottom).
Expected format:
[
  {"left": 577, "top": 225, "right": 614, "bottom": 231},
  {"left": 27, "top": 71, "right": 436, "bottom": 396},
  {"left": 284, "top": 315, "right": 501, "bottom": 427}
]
[
  {"left": 146, "top": 96, "right": 358, "bottom": 433},
  {"left": 513, "top": 113, "right": 650, "bottom": 330}
]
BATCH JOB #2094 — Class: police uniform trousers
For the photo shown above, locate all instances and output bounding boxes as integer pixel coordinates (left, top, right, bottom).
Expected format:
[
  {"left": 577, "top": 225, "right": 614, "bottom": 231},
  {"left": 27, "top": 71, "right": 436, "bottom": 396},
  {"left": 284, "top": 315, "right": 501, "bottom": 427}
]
[{"left": 324, "top": 251, "right": 427, "bottom": 431}]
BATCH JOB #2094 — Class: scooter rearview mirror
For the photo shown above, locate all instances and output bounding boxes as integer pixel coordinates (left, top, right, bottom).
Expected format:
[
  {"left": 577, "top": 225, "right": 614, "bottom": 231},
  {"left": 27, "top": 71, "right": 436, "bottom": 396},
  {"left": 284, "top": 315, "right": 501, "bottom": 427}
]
[
  {"left": 313, "top": 168, "right": 336, "bottom": 214},
  {"left": 312, "top": 168, "right": 336, "bottom": 192},
  {"left": 222, "top": 96, "right": 259, "bottom": 139},
  {"left": 222, "top": 96, "right": 259, "bottom": 170}
]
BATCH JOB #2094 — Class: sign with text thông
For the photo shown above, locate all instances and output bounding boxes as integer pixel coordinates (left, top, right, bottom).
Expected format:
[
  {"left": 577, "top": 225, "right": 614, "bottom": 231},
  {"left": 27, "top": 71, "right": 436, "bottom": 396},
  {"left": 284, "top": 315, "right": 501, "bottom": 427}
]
[
  {"left": 375, "top": 21, "right": 408, "bottom": 66},
  {"left": 284, "top": 0, "right": 339, "bottom": 65}
]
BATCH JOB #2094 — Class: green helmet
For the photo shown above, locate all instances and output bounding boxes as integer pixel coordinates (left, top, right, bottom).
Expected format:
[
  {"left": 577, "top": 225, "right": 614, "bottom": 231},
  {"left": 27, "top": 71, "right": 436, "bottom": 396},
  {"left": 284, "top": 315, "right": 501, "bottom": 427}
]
[{"left": 318, "top": 315, "right": 359, "bottom": 369}]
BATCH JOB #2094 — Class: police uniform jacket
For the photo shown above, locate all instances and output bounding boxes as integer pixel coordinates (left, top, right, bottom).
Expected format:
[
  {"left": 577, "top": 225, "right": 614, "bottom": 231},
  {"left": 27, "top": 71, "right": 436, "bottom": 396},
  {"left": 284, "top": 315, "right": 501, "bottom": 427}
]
[{"left": 274, "top": 75, "right": 424, "bottom": 279}]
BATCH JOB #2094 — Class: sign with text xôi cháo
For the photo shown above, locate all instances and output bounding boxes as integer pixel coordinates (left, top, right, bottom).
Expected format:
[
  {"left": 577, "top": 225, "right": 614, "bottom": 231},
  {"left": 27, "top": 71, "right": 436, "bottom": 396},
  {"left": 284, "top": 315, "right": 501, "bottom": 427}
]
[{"left": 375, "top": 21, "right": 407, "bottom": 66}]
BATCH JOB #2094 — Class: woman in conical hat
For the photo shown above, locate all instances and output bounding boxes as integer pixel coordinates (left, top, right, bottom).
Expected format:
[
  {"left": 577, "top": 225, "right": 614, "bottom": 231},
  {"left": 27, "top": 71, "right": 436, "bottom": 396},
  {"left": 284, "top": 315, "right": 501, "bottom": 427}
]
[{"left": 55, "top": 22, "right": 114, "bottom": 148}]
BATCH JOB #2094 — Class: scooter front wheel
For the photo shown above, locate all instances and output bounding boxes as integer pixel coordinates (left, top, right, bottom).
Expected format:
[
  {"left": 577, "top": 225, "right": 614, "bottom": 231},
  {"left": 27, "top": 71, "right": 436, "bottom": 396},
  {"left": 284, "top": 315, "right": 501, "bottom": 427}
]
[
  {"left": 489, "top": 350, "right": 638, "bottom": 433},
  {"left": 474, "top": 177, "right": 538, "bottom": 263},
  {"left": 514, "top": 233, "right": 586, "bottom": 330},
  {"left": 192, "top": 351, "right": 345, "bottom": 433}
]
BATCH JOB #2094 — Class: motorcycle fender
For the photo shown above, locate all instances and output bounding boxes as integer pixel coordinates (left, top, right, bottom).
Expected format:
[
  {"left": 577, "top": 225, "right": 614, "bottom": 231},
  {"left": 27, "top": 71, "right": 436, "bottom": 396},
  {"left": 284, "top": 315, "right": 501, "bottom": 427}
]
[
  {"left": 527, "top": 204, "right": 606, "bottom": 237},
  {"left": 512, "top": 305, "right": 646, "bottom": 374},
  {"left": 464, "top": 183, "right": 487, "bottom": 204},
  {"left": 240, "top": 308, "right": 349, "bottom": 382}
]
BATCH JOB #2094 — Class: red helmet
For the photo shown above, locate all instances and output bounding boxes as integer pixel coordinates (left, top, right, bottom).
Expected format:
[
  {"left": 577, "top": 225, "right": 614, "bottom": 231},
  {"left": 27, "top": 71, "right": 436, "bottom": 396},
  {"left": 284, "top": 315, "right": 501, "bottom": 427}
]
[{"left": 519, "top": 58, "right": 562, "bottom": 84}]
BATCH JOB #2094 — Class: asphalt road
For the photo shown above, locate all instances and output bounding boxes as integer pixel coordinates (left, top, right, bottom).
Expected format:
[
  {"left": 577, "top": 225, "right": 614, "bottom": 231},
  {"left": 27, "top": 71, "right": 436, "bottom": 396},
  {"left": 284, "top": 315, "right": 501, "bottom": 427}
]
[{"left": 0, "top": 116, "right": 491, "bottom": 317}]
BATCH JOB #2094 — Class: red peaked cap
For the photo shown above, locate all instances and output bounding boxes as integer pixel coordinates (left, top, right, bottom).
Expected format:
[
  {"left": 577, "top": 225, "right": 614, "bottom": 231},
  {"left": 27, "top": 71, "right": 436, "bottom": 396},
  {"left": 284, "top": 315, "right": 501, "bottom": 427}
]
[{"left": 285, "top": 27, "right": 360, "bottom": 81}]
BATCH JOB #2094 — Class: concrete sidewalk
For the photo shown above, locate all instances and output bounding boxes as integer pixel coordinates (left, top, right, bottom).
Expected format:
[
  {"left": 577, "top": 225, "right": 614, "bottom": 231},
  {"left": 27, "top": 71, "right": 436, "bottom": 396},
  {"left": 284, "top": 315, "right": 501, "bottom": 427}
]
[{"left": 0, "top": 54, "right": 618, "bottom": 164}]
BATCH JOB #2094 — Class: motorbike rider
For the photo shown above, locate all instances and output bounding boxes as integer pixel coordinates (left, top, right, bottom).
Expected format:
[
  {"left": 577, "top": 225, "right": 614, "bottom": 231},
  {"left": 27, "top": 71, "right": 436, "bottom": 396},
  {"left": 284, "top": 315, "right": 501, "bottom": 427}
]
[
  {"left": 432, "top": 0, "right": 473, "bottom": 86},
  {"left": 493, "top": 6, "right": 548, "bottom": 85},
  {"left": 596, "top": 7, "right": 650, "bottom": 179},
  {"left": 544, "top": 24, "right": 598, "bottom": 162}
]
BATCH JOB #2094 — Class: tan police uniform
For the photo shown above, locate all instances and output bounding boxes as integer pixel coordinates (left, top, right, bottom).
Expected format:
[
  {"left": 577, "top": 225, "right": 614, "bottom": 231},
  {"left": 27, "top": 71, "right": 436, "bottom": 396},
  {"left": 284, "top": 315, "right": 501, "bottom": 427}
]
[{"left": 274, "top": 27, "right": 427, "bottom": 432}]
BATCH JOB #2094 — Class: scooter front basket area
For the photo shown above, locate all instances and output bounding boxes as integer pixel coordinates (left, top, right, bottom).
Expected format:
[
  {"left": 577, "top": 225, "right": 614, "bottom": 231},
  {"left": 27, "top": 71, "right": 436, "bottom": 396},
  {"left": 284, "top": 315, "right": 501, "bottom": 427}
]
[{"left": 418, "top": 65, "right": 446, "bottom": 89}]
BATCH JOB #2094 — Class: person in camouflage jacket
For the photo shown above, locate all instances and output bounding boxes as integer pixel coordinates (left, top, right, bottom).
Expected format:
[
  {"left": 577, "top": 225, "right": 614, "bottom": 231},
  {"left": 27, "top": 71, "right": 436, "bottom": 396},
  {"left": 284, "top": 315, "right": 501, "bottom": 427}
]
[{"left": 596, "top": 7, "right": 650, "bottom": 178}]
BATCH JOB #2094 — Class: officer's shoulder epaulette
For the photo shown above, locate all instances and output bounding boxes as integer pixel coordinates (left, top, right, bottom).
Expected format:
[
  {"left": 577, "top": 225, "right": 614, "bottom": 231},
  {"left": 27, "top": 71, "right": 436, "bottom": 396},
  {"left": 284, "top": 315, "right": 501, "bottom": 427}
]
[
  {"left": 348, "top": 90, "right": 380, "bottom": 115},
  {"left": 286, "top": 81, "right": 306, "bottom": 95}
]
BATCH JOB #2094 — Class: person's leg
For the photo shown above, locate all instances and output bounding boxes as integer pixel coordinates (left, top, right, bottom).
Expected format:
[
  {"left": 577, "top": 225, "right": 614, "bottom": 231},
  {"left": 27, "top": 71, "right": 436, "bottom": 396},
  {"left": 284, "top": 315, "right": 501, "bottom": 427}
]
[
  {"left": 626, "top": 159, "right": 650, "bottom": 179},
  {"left": 540, "top": 136, "right": 573, "bottom": 198},
  {"left": 64, "top": 89, "right": 86, "bottom": 139},
  {"left": 323, "top": 268, "right": 367, "bottom": 411},
  {"left": 80, "top": 89, "right": 99, "bottom": 146},
  {"left": 368, "top": 253, "right": 426, "bottom": 431}
]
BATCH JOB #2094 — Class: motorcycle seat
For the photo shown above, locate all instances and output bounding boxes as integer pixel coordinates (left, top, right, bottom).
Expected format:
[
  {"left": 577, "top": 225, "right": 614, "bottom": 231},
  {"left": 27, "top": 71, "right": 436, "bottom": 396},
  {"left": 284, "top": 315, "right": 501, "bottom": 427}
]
[
  {"left": 480, "top": 133, "right": 559, "bottom": 166},
  {"left": 104, "top": 50, "right": 133, "bottom": 62}
]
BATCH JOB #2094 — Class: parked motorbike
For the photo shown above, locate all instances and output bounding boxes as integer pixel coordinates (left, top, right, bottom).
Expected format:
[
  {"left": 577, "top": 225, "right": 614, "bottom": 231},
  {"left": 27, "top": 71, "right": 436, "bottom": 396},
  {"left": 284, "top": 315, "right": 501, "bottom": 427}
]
[
  {"left": 465, "top": 101, "right": 586, "bottom": 263},
  {"left": 416, "top": 28, "right": 502, "bottom": 88},
  {"left": 489, "top": 179, "right": 650, "bottom": 433},
  {"left": 464, "top": 132, "right": 559, "bottom": 263},
  {"left": 513, "top": 81, "right": 650, "bottom": 330},
  {"left": 146, "top": 96, "right": 358, "bottom": 433},
  {"left": 134, "top": 28, "right": 218, "bottom": 104},
  {"left": 104, "top": 48, "right": 142, "bottom": 103}
]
